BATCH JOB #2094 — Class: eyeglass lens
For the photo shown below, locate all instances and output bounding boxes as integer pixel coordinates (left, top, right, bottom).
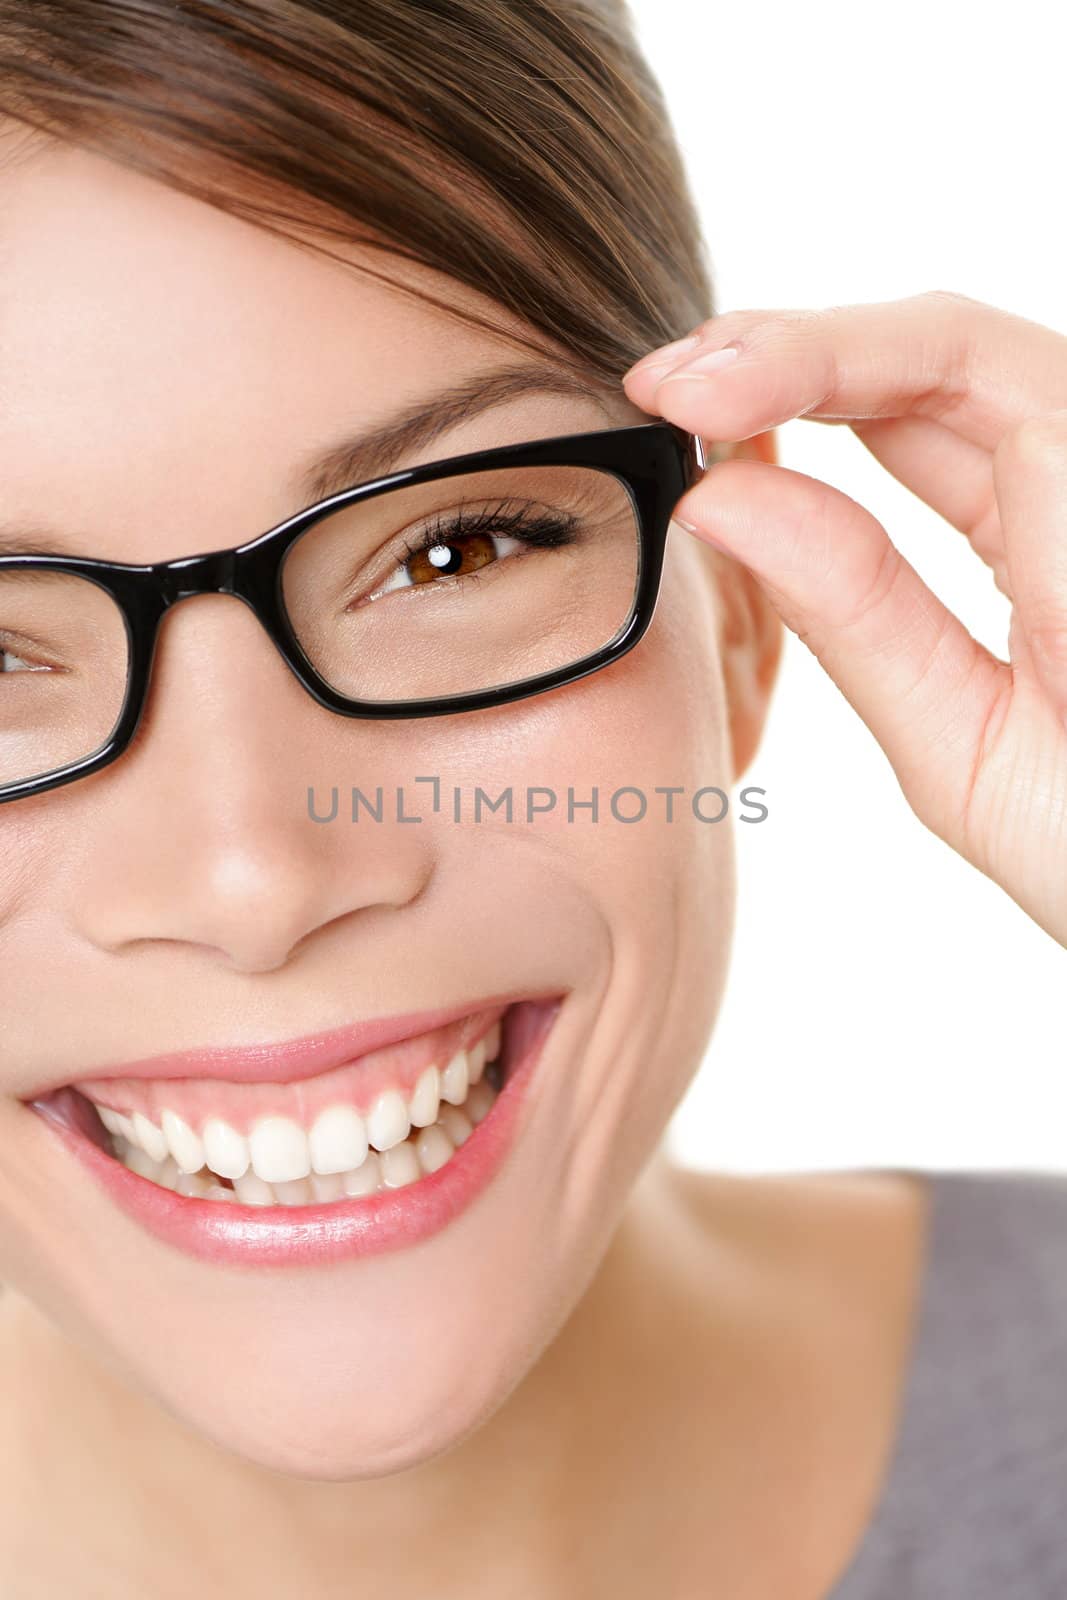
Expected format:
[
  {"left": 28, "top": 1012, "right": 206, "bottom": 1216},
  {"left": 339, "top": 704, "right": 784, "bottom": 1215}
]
[{"left": 0, "top": 462, "right": 641, "bottom": 789}]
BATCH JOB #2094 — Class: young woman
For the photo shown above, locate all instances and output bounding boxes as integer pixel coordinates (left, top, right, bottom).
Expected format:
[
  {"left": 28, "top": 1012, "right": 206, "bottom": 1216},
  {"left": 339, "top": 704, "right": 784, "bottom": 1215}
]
[{"left": 1, "top": 3, "right": 1064, "bottom": 1595}]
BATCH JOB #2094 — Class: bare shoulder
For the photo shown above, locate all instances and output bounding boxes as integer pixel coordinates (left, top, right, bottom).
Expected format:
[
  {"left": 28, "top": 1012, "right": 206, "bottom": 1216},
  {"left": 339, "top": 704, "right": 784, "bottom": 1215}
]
[
  {"left": 642, "top": 1159, "right": 934, "bottom": 1456},
  {"left": 661, "top": 1167, "right": 1067, "bottom": 1598},
  {"left": 659, "top": 1161, "right": 1067, "bottom": 1390},
  {"left": 660, "top": 1162, "right": 933, "bottom": 1302},
  {"left": 627, "top": 1163, "right": 934, "bottom": 1596},
  {"left": 675, "top": 1163, "right": 1067, "bottom": 1308}
]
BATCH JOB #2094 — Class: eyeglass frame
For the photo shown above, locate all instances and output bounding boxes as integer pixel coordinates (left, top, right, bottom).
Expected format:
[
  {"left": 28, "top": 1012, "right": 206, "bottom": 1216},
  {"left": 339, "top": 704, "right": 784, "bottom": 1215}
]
[{"left": 0, "top": 418, "right": 706, "bottom": 805}]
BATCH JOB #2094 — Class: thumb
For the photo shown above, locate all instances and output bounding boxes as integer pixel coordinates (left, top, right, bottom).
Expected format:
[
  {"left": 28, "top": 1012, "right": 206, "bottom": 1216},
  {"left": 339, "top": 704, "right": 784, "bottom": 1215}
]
[{"left": 672, "top": 456, "right": 1010, "bottom": 837}]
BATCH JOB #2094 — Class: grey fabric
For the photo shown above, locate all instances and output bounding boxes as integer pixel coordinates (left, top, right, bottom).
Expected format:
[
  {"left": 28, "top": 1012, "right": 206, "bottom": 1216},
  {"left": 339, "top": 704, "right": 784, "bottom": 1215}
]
[{"left": 830, "top": 1168, "right": 1067, "bottom": 1598}]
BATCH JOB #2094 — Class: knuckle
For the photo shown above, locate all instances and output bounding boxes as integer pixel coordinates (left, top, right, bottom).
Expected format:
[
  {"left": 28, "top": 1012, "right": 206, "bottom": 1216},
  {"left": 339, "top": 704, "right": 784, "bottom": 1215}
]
[
  {"left": 994, "top": 410, "right": 1067, "bottom": 471},
  {"left": 702, "top": 307, "right": 827, "bottom": 346},
  {"left": 1026, "top": 613, "right": 1067, "bottom": 676},
  {"left": 695, "top": 309, "right": 763, "bottom": 339},
  {"left": 917, "top": 288, "right": 985, "bottom": 311},
  {"left": 840, "top": 536, "right": 902, "bottom": 635}
]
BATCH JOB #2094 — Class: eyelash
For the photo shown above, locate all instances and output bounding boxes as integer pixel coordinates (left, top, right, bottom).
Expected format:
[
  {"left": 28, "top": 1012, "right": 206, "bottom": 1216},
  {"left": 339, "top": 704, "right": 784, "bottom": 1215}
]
[{"left": 398, "top": 500, "right": 578, "bottom": 569}]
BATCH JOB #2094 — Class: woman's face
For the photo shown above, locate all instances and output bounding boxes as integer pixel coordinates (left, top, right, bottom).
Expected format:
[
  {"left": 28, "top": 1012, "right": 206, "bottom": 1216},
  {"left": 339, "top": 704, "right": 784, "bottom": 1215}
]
[{"left": 0, "top": 134, "right": 774, "bottom": 1475}]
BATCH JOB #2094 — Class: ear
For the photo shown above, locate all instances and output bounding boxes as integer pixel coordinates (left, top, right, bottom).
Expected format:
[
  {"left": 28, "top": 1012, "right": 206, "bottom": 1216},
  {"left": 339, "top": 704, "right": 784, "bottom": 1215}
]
[{"left": 698, "top": 429, "right": 784, "bottom": 780}]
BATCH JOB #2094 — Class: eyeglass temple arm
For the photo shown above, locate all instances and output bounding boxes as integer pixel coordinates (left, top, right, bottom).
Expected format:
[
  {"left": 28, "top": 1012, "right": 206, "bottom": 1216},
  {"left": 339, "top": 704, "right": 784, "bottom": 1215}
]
[{"left": 681, "top": 430, "right": 709, "bottom": 484}]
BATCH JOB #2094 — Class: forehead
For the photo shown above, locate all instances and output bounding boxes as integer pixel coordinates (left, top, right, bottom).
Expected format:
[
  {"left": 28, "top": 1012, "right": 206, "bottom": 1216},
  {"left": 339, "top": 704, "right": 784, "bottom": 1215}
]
[{"left": 0, "top": 136, "right": 628, "bottom": 561}]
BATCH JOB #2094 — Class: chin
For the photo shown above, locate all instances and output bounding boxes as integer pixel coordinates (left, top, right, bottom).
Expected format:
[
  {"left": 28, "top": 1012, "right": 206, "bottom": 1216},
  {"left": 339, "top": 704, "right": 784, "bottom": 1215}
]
[
  {"left": 1, "top": 990, "right": 623, "bottom": 1479},
  {"left": 144, "top": 1326, "right": 532, "bottom": 1481}
]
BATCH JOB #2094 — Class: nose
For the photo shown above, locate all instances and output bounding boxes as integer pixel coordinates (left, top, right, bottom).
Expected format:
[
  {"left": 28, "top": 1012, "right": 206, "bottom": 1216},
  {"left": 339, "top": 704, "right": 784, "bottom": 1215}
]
[{"left": 69, "top": 594, "right": 435, "bottom": 973}]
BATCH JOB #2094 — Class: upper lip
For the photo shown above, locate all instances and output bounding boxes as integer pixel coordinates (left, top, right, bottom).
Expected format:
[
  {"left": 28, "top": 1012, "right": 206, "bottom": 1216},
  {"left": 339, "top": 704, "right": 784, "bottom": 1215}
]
[{"left": 27, "top": 991, "right": 535, "bottom": 1096}]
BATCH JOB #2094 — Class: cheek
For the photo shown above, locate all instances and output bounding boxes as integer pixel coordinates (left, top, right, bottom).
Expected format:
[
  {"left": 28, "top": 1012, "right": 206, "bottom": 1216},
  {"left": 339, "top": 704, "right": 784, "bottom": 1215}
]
[
  {"left": 429, "top": 519, "right": 731, "bottom": 964},
  {"left": 397, "top": 529, "right": 735, "bottom": 1177},
  {"left": 426, "top": 525, "right": 732, "bottom": 909},
  {"left": 0, "top": 536, "right": 736, "bottom": 1478}
]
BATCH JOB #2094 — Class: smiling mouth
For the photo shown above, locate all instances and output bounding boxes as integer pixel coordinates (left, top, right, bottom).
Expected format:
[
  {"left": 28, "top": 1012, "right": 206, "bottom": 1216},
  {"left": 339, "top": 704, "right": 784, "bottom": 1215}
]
[{"left": 33, "top": 1007, "right": 512, "bottom": 1209}]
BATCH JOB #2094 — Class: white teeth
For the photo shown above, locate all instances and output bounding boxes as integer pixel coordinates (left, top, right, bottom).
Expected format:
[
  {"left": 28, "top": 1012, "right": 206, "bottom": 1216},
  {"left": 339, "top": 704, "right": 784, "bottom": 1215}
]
[
  {"left": 366, "top": 1088, "right": 411, "bottom": 1152},
  {"left": 272, "top": 1177, "right": 312, "bottom": 1207},
  {"left": 408, "top": 1065, "right": 442, "bottom": 1128},
  {"left": 161, "top": 1109, "right": 205, "bottom": 1175},
  {"left": 201, "top": 1118, "right": 250, "bottom": 1181},
  {"left": 440, "top": 1048, "right": 469, "bottom": 1105},
  {"left": 248, "top": 1116, "right": 310, "bottom": 1183},
  {"left": 118, "top": 1141, "right": 161, "bottom": 1181},
  {"left": 233, "top": 1169, "right": 275, "bottom": 1207},
  {"left": 105, "top": 1037, "right": 504, "bottom": 1203},
  {"left": 131, "top": 1112, "right": 168, "bottom": 1163},
  {"left": 115, "top": 1112, "right": 138, "bottom": 1146},
  {"left": 379, "top": 1142, "right": 420, "bottom": 1188},
  {"left": 156, "top": 1155, "right": 181, "bottom": 1192},
  {"left": 414, "top": 1124, "right": 454, "bottom": 1174},
  {"left": 467, "top": 1038, "right": 486, "bottom": 1085},
  {"left": 342, "top": 1152, "right": 382, "bottom": 1195},
  {"left": 308, "top": 1104, "right": 368, "bottom": 1175},
  {"left": 174, "top": 1169, "right": 211, "bottom": 1198},
  {"left": 437, "top": 1104, "right": 473, "bottom": 1146},
  {"left": 465, "top": 1080, "right": 495, "bottom": 1125},
  {"left": 309, "top": 1170, "right": 345, "bottom": 1202}
]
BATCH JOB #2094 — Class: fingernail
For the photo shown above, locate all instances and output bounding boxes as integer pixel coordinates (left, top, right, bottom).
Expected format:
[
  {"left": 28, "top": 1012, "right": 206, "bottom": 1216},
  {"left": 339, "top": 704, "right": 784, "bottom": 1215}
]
[
  {"left": 660, "top": 344, "right": 742, "bottom": 383},
  {"left": 626, "top": 334, "right": 702, "bottom": 375},
  {"left": 674, "top": 515, "right": 735, "bottom": 556}
]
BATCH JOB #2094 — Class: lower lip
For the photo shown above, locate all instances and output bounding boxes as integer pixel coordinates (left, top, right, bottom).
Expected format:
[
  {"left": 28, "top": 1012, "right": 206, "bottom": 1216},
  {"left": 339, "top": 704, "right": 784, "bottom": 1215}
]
[{"left": 37, "top": 997, "right": 560, "bottom": 1269}]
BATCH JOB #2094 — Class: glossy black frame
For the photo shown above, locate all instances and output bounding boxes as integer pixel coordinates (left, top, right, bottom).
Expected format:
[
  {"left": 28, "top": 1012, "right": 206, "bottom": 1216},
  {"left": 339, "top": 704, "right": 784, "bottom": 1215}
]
[{"left": 0, "top": 419, "right": 705, "bottom": 804}]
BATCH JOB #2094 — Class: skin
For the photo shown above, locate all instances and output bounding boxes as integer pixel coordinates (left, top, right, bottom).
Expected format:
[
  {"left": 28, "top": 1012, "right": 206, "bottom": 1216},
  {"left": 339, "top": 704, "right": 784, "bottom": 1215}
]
[
  {"left": 624, "top": 291, "right": 1067, "bottom": 945},
  {"left": 0, "top": 133, "right": 958, "bottom": 1598}
]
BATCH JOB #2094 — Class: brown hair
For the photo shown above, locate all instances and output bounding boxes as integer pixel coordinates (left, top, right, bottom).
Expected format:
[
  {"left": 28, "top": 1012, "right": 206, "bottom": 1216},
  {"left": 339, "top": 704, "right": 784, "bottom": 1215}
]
[{"left": 0, "top": 0, "right": 714, "bottom": 382}]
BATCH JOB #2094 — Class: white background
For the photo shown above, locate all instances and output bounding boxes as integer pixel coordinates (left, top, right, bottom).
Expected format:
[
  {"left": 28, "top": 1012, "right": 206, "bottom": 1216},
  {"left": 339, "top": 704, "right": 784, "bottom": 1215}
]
[{"left": 626, "top": 0, "right": 1067, "bottom": 1174}]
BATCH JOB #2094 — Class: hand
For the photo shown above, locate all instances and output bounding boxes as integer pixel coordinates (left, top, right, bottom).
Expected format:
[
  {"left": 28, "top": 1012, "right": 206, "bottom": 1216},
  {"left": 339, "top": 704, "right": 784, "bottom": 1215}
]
[{"left": 622, "top": 290, "right": 1067, "bottom": 947}]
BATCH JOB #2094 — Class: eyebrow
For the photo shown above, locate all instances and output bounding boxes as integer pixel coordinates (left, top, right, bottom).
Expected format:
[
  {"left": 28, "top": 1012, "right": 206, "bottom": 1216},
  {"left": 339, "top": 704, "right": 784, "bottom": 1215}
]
[
  {"left": 0, "top": 362, "right": 612, "bottom": 558},
  {"left": 293, "top": 362, "right": 612, "bottom": 504}
]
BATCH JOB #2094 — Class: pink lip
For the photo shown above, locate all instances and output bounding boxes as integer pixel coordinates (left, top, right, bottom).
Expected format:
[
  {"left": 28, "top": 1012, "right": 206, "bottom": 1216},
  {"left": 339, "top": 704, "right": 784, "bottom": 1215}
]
[
  {"left": 33, "top": 998, "right": 560, "bottom": 1269},
  {"left": 27, "top": 991, "right": 531, "bottom": 1096}
]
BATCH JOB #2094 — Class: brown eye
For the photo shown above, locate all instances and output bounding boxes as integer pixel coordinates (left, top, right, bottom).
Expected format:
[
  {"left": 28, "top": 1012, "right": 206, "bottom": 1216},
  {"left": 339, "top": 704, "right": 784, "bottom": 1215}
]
[{"left": 405, "top": 531, "right": 499, "bottom": 586}]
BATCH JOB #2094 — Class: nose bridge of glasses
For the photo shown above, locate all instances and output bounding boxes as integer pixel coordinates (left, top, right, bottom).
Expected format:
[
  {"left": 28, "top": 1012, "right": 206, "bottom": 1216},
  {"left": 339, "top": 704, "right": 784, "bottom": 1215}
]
[{"left": 156, "top": 548, "right": 238, "bottom": 605}]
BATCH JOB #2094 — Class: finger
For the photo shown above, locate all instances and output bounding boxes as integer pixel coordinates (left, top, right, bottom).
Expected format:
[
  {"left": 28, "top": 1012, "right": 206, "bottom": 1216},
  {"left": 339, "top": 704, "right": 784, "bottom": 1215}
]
[
  {"left": 673, "top": 457, "right": 1010, "bottom": 836},
  {"left": 848, "top": 415, "right": 1008, "bottom": 585},
  {"left": 995, "top": 410, "right": 1067, "bottom": 713},
  {"left": 757, "top": 401, "right": 1006, "bottom": 586},
  {"left": 848, "top": 415, "right": 994, "bottom": 540},
  {"left": 623, "top": 290, "right": 1067, "bottom": 453}
]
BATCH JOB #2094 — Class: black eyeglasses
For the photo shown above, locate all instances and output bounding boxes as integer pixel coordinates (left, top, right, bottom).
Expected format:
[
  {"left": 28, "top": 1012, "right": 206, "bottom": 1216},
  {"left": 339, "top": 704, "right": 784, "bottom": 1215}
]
[{"left": 0, "top": 418, "right": 704, "bottom": 804}]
